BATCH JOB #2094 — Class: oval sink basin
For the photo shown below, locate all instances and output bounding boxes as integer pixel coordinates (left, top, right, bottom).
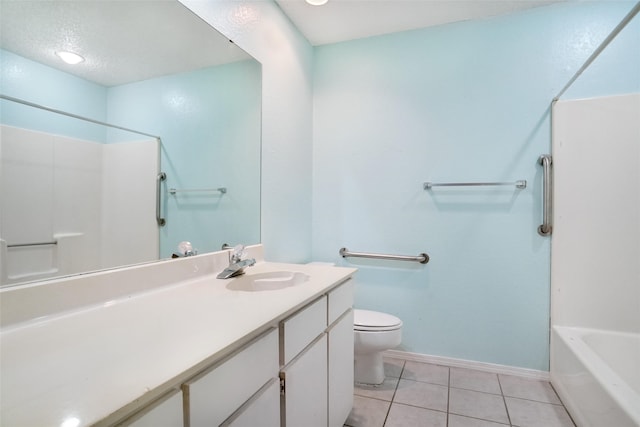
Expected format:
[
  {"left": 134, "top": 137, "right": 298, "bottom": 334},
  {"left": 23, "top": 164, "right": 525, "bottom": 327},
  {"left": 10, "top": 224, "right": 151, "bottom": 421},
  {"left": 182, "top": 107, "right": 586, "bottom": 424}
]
[{"left": 226, "top": 271, "right": 310, "bottom": 292}]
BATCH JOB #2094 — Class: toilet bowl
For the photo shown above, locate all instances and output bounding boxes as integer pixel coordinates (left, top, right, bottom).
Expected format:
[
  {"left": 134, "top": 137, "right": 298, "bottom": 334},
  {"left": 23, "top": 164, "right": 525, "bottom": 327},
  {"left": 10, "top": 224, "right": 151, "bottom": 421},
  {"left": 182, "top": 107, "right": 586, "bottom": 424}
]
[{"left": 354, "top": 309, "right": 403, "bottom": 385}]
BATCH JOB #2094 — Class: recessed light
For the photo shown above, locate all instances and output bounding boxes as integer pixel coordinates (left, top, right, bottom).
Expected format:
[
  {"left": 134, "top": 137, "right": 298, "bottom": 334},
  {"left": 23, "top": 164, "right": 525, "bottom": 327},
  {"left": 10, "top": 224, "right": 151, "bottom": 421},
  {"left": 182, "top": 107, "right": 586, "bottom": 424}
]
[
  {"left": 55, "top": 51, "right": 85, "bottom": 65},
  {"left": 306, "top": 0, "right": 328, "bottom": 5}
]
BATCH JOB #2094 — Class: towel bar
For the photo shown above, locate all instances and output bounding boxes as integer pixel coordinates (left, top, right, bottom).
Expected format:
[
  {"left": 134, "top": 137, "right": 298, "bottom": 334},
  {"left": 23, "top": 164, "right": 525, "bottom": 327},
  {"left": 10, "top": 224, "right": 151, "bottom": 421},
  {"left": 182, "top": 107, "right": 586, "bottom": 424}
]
[{"left": 339, "top": 247, "right": 429, "bottom": 264}]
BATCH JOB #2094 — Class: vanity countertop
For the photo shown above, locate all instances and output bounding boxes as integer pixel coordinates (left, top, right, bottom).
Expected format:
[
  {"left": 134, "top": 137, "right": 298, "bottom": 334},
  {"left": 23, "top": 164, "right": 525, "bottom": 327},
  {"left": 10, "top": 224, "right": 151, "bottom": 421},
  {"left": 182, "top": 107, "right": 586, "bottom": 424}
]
[{"left": 0, "top": 259, "right": 356, "bottom": 426}]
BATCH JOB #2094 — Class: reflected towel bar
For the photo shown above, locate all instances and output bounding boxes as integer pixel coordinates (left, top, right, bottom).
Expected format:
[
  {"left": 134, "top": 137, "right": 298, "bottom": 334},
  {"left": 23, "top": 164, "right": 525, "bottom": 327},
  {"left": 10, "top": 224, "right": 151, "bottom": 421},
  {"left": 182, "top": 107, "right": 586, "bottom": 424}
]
[
  {"left": 424, "top": 180, "right": 526, "bottom": 190},
  {"left": 339, "top": 247, "right": 429, "bottom": 264},
  {"left": 7, "top": 241, "right": 57, "bottom": 248},
  {"left": 169, "top": 187, "right": 227, "bottom": 195}
]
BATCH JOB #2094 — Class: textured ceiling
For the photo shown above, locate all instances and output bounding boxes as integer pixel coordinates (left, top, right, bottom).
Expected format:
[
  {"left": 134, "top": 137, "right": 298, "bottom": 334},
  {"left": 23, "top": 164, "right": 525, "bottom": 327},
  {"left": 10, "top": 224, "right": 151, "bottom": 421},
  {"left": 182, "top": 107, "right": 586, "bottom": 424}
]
[
  {"left": 275, "top": 0, "right": 566, "bottom": 46},
  {"left": 0, "top": 0, "right": 567, "bottom": 87},
  {"left": 0, "top": 1, "right": 251, "bottom": 87}
]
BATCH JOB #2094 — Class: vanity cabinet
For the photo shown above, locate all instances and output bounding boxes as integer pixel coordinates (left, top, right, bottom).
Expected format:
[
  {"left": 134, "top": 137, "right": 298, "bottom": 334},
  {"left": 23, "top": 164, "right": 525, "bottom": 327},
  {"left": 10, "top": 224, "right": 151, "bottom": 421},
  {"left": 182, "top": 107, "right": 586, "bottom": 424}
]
[{"left": 127, "top": 279, "right": 354, "bottom": 427}]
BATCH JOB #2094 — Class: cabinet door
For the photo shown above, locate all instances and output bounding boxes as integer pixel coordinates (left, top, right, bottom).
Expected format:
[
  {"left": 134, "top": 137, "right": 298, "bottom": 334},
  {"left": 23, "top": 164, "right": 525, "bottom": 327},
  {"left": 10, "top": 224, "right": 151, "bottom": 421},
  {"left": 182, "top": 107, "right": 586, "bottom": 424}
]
[
  {"left": 281, "top": 334, "right": 328, "bottom": 427},
  {"left": 221, "top": 378, "right": 280, "bottom": 427},
  {"left": 328, "top": 309, "right": 354, "bottom": 427}
]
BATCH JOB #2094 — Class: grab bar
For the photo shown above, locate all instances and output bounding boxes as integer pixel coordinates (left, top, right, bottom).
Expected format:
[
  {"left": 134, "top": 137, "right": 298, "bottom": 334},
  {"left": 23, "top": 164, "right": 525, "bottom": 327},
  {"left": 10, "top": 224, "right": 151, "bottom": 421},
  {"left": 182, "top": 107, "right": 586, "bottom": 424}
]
[
  {"left": 424, "top": 180, "right": 526, "bottom": 189},
  {"left": 538, "top": 155, "right": 553, "bottom": 236},
  {"left": 169, "top": 187, "right": 227, "bottom": 195},
  {"left": 339, "top": 247, "right": 429, "bottom": 264},
  {"left": 7, "top": 241, "right": 57, "bottom": 248},
  {"left": 156, "top": 172, "right": 166, "bottom": 226}
]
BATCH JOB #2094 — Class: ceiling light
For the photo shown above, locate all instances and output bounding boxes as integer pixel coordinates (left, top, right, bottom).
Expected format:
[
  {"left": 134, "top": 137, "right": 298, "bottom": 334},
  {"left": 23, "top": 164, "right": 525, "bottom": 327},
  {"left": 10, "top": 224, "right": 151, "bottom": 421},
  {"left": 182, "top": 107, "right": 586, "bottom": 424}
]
[
  {"left": 306, "top": 0, "right": 328, "bottom": 5},
  {"left": 55, "top": 51, "right": 85, "bottom": 65}
]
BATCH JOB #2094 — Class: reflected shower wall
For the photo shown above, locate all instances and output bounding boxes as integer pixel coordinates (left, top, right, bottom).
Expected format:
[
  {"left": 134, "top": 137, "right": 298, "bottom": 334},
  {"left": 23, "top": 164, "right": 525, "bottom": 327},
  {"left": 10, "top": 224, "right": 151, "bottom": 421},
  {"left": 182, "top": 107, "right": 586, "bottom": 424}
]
[{"left": 0, "top": 122, "right": 159, "bottom": 285}]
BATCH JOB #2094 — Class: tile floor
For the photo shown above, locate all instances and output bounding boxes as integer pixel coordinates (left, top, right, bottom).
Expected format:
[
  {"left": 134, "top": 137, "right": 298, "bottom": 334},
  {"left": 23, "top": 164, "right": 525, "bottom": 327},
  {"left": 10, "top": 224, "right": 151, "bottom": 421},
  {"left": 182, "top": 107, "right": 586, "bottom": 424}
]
[{"left": 345, "top": 357, "right": 576, "bottom": 427}]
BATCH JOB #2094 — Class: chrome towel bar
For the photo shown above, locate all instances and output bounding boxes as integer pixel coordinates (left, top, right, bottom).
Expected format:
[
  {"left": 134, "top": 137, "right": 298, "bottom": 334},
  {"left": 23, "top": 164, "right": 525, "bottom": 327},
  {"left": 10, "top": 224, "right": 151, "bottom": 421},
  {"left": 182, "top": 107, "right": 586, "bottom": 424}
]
[
  {"left": 424, "top": 180, "right": 526, "bottom": 190},
  {"left": 169, "top": 187, "right": 227, "bottom": 195},
  {"left": 339, "top": 247, "right": 429, "bottom": 264}
]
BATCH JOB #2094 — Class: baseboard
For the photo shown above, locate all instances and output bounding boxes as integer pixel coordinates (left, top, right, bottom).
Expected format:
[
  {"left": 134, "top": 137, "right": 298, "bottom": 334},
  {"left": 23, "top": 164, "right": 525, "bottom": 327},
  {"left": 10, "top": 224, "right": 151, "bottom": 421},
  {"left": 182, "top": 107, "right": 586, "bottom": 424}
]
[{"left": 383, "top": 349, "right": 550, "bottom": 381}]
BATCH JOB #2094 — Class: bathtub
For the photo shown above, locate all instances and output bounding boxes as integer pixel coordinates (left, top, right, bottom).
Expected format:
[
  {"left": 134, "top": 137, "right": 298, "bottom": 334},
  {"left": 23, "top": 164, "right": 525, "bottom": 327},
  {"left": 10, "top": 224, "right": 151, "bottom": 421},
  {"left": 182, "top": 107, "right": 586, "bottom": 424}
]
[{"left": 551, "top": 326, "right": 640, "bottom": 427}]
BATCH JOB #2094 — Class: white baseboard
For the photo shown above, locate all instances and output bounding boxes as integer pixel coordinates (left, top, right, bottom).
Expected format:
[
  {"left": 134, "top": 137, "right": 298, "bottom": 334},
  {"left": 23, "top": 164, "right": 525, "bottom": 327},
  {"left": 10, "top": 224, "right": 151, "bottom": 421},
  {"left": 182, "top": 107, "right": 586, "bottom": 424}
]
[{"left": 383, "top": 349, "right": 550, "bottom": 381}]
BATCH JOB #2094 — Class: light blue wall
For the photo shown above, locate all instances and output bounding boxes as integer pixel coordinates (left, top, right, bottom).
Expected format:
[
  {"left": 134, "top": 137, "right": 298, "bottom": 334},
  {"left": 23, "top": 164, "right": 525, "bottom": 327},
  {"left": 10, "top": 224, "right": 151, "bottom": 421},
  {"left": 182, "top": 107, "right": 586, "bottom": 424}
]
[
  {"left": 0, "top": 49, "right": 108, "bottom": 142},
  {"left": 312, "top": 2, "right": 637, "bottom": 370},
  {"left": 106, "top": 60, "right": 262, "bottom": 257}
]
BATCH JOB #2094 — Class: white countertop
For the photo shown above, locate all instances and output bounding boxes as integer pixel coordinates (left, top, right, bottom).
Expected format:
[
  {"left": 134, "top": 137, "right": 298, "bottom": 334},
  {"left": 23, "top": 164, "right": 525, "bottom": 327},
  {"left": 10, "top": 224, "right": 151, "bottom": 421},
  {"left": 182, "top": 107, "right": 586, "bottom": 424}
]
[{"left": 0, "top": 259, "right": 356, "bottom": 426}]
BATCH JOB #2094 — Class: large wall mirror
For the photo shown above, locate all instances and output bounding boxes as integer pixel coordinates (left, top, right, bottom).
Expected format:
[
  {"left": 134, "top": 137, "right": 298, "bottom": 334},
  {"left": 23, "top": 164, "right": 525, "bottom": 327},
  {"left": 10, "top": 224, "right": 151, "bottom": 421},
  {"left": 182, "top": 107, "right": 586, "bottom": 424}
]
[{"left": 0, "top": 0, "right": 262, "bottom": 287}]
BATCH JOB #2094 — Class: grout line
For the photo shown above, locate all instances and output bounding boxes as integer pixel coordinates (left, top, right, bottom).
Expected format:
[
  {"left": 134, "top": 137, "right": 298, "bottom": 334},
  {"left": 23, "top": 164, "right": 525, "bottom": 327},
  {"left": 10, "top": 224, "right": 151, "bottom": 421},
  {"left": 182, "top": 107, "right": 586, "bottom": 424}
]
[
  {"left": 381, "top": 360, "right": 405, "bottom": 426},
  {"left": 446, "top": 365, "right": 451, "bottom": 427},
  {"left": 385, "top": 401, "right": 448, "bottom": 414},
  {"left": 548, "top": 382, "right": 578, "bottom": 427},
  {"left": 497, "top": 373, "right": 513, "bottom": 426},
  {"left": 449, "top": 414, "right": 512, "bottom": 426},
  {"left": 449, "top": 384, "right": 504, "bottom": 396}
]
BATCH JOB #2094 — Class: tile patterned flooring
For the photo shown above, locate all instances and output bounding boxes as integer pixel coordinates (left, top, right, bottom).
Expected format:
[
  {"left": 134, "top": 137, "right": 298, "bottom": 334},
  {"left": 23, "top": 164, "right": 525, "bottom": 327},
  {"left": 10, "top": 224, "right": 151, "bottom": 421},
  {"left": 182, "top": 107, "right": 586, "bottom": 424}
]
[{"left": 345, "top": 357, "right": 576, "bottom": 427}]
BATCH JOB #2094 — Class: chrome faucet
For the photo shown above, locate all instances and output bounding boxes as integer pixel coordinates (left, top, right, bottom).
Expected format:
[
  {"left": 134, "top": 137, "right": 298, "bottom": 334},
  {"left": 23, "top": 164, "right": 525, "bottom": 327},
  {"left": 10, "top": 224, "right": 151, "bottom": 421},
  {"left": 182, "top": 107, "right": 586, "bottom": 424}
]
[{"left": 217, "top": 245, "right": 256, "bottom": 279}]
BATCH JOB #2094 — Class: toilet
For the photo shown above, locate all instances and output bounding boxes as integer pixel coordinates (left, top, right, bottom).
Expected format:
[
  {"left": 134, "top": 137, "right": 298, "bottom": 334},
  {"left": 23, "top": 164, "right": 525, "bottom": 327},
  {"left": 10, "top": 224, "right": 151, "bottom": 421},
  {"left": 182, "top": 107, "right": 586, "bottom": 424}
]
[{"left": 353, "top": 309, "right": 403, "bottom": 385}]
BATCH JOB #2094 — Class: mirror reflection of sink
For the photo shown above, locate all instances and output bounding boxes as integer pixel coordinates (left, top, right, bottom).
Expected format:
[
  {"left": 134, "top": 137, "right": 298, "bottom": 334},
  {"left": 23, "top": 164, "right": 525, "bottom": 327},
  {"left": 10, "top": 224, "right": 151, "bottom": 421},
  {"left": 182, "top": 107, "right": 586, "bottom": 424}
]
[{"left": 226, "top": 271, "right": 310, "bottom": 292}]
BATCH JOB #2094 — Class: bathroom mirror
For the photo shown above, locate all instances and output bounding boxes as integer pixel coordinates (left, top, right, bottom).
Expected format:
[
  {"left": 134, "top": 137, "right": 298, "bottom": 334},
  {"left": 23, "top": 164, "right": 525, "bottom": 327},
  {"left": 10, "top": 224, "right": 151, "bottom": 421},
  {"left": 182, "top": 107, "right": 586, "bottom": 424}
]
[{"left": 0, "top": 0, "right": 262, "bottom": 287}]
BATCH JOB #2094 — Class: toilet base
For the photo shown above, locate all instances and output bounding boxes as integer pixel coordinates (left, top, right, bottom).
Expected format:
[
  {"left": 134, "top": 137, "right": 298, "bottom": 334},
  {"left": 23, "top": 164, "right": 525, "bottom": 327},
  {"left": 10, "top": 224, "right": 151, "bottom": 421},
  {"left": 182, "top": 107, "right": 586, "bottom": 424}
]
[{"left": 354, "top": 352, "right": 385, "bottom": 385}]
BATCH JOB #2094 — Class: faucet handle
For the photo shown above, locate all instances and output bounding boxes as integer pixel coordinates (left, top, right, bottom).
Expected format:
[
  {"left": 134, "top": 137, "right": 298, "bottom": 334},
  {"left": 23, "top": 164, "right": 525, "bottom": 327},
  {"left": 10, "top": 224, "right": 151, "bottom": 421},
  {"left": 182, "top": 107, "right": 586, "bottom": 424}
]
[{"left": 231, "top": 244, "right": 246, "bottom": 262}]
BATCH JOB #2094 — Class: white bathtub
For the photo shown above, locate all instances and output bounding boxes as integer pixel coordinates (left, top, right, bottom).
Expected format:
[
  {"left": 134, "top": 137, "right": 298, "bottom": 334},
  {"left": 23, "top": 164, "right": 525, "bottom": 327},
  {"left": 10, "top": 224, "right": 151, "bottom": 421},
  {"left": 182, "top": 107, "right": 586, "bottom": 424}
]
[{"left": 551, "top": 326, "right": 640, "bottom": 427}]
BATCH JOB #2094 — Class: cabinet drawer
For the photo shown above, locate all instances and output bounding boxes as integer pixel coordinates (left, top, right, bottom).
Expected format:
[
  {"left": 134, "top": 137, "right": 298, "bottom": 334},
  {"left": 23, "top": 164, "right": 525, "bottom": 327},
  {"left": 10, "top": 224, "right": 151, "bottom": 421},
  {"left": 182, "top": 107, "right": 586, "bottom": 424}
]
[
  {"left": 280, "top": 296, "right": 327, "bottom": 365},
  {"left": 184, "top": 328, "right": 278, "bottom": 427},
  {"left": 328, "top": 279, "right": 354, "bottom": 325}
]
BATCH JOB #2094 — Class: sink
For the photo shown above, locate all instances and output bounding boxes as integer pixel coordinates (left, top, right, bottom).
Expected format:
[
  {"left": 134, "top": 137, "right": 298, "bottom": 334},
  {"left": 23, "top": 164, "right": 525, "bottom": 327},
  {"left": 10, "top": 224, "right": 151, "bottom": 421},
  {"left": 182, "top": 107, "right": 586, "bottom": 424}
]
[{"left": 226, "top": 271, "right": 310, "bottom": 292}]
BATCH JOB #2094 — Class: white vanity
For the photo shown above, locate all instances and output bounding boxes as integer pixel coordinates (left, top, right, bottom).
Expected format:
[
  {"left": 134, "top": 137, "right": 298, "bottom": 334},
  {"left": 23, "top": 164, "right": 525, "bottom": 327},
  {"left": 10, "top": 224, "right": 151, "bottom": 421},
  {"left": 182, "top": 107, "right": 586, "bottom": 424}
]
[{"left": 0, "top": 245, "right": 356, "bottom": 427}]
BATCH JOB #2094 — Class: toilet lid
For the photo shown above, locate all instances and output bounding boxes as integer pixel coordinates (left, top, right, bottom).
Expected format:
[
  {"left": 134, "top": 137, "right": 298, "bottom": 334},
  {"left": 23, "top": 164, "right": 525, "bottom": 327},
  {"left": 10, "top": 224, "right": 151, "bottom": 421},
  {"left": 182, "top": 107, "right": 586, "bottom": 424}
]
[{"left": 354, "top": 309, "right": 402, "bottom": 331}]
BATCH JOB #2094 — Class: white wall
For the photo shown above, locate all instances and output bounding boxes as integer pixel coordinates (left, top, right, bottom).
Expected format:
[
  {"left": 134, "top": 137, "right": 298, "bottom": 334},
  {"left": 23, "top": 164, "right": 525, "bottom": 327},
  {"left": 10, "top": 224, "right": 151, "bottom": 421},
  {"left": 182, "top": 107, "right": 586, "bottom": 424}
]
[
  {"left": 179, "top": 0, "right": 314, "bottom": 263},
  {"left": 551, "top": 93, "right": 640, "bottom": 333},
  {"left": 101, "top": 140, "right": 159, "bottom": 268}
]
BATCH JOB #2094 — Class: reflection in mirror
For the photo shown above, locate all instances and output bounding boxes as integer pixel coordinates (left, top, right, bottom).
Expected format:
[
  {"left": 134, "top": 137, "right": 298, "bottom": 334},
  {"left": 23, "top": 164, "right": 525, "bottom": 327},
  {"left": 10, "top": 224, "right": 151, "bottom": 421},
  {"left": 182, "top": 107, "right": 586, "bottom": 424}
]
[{"left": 0, "top": 0, "right": 261, "bottom": 287}]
